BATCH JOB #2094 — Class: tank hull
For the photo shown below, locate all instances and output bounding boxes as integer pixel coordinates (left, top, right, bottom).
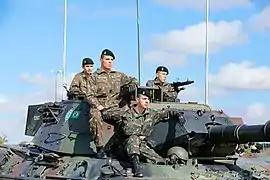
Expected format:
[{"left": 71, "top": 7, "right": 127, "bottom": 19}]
[{"left": 1, "top": 144, "right": 270, "bottom": 180}]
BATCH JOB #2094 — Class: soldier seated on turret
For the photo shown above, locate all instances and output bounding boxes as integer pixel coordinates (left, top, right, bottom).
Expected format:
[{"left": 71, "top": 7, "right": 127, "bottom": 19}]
[
  {"left": 104, "top": 88, "right": 182, "bottom": 177},
  {"left": 146, "top": 66, "right": 178, "bottom": 102}
]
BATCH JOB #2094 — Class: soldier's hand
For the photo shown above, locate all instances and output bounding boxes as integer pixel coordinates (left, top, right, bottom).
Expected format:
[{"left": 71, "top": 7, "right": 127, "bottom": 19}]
[
  {"left": 67, "top": 92, "right": 73, "bottom": 99},
  {"left": 145, "top": 138, "right": 156, "bottom": 148},
  {"left": 169, "top": 111, "right": 182, "bottom": 117},
  {"left": 97, "top": 105, "right": 104, "bottom": 111},
  {"left": 139, "top": 136, "right": 146, "bottom": 140},
  {"left": 169, "top": 111, "right": 186, "bottom": 125},
  {"left": 100, "top": 109, "right": 110, "bottom": 120},
  {"left": 128, "top": 84, "right": 137, "bottom": 92}
]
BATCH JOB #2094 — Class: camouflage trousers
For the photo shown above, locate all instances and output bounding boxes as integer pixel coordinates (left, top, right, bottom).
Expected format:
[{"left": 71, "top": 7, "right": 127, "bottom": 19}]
[
  {"left": 89, "top": 106, "right": 127, "bottom": 147},
  {"left": 125, "top": 135, "right": 163, "bottom": 164}
]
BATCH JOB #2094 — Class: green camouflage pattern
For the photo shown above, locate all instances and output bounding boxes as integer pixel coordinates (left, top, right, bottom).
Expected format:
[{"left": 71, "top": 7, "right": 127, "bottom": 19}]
[
  {"left": 146, "top": 79, "right": 178, "bottom": 101},
  {"left": 1, "top": 84, "right": 270, "bottom": 179}
]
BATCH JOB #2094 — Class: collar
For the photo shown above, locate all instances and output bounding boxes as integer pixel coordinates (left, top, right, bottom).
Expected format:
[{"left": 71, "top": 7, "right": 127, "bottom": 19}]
[
  {"left": 81, "top": 71, "right": 91, "bottom": 78},
  {"left": 153, "top": 78, "right": 169, "bottom": 86},
  {"left": 95, "top": 68, "right": 116, "bottom": 75},
  {"left": 132, "top": 107, "right": 150, "bottom": 118}
]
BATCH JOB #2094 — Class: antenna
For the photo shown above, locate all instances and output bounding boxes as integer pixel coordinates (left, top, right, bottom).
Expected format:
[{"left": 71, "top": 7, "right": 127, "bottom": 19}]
[
  {"left": 204, "top": 0, "right": 209, "bottom": 105},
  {"left": 51, "top": 69, "right": 62, "bottom": 101},
  {"left": 136, "top": 0, "right": 141, "bottom": 85},
  {"left": 62, "top": 0, "right": 68, "bottom": 100}
]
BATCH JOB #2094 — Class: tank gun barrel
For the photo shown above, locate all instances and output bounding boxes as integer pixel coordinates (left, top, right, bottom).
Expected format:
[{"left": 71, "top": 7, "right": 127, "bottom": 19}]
[{"left": 208, "top": 120, "right": 270, "bottom": 144}]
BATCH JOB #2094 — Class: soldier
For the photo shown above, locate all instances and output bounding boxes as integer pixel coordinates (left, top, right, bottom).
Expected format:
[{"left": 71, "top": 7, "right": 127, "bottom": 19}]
[
  {"left": 87, "top": 49, "right": 138, "bottom": 159},
  {"left": 105, "top": 88, "right": 182, "bottom": 177},
  {"left": 69, "top": 57, "right": 94, "bottom": 95},
  {"left": 146, "top": 66, "right": 178, "bottom": 101}
]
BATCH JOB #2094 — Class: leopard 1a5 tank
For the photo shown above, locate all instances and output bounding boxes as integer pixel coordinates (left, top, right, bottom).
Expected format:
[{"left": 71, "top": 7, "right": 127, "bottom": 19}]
[{"left": 1, "top": 82, "right": 270, "bottom": 180}]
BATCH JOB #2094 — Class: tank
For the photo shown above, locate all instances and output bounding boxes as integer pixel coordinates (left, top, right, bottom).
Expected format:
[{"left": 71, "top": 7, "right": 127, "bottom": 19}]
[{"left": 1, "top": 81, "right": 270, "bottom": 180}]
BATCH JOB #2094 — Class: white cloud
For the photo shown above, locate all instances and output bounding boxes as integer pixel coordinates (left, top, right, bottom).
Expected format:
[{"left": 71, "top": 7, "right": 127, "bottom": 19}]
[
  {"left": 210, "top": 61, "right": 270, "bottom": 90},
  {"left": 216, "top": 103, "right": 269, "bottom": 125},
  {"left": 153, "top": 0, "right": 251, "bottom": 11},
  {"left": 0, "top": 73, "right": 75, "bottom": 144},
  {"left": 243, "top": 103, "right": 270, "bottom": 124},
  {"left": 177, "top": 84, "right": 229, "bottom": 104},
  {"left": 144, "top": 21, "right": 248, "bottom": 67},
  {"left": 177, "top": 86, "right": 202, "bottom": 103},
  {"left": 249, "top": 5, "right": 270, "bottom": 32},
  {"left": 0, "top": 95, "right": 8, "bottom": 104},
  {"left": 19, "top": 72, "right": 48, "bottom": 85},
  {"left": 144, "top": 51, "right": 187, "bottom": 68}
]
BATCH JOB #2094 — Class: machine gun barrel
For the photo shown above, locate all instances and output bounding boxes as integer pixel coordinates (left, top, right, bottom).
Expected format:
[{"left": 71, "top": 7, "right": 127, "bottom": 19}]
[
  {"left": 171, "top": 80, "right": 194, "bottom": 87},
  {"left": 208, "top": 120, "right": 270, "bottom": 144},
  {"left": 171, "top": 80, "right": 194, "bottom": 93}
]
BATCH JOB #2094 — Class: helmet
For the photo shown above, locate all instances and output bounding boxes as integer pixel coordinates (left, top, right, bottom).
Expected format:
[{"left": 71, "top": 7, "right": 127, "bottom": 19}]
[{"left": 167, "top": 146, "right": 189, "bottom": 161}]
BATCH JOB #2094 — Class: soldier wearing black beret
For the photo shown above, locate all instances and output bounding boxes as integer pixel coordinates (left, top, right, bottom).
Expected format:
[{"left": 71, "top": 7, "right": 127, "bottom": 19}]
[
  {"left": 87, "top": 48, "right": 138, "bottom": 158},
  {"left": 137, "top": 88, "right": 151, "bottom": 99},
  {"left": 146, "top": 65, "right": 177, "bottom": 102},
  {"left": 82, "top": 57, "right": 94, "bottom": 67},
  {"left": 69, "top": 57, "right": 95, "bottom": 95},
  {"left": 156, "top": 66, "right": 169, "bottom": 75},
  {"left": 100, "top": 49, "right": 115, "bottom": 60},
  {"left": 104, "top": 86, "right": 183, "bottom": 177}
]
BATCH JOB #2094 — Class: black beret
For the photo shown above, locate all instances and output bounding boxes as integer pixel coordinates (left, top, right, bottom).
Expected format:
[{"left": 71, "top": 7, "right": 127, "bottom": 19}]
[
  {"left": 82, "top": 58, "right": 94, "bottom": 66},
  {"left": 101, "top": 49, "right": 115, "bottom": 59},
  {"left": 137, "top": 88, "right": 151, "bottom": 98},
  {"left": 156, "top": 66, "right": 169, "bottom": 74}
]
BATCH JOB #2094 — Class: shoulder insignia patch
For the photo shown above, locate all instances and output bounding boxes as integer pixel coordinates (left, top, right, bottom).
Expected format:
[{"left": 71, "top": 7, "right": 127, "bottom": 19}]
[
  {"left": 65, "top": 108, "right": 74, "bottom": 122},
  {"left": 71, "top": 111, "right": 81, "bottom": 119}
]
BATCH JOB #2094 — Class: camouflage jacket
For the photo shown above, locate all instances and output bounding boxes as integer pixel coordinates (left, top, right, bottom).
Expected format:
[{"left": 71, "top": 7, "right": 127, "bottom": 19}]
[
  {"left": 105, "top": 107, "right": 171, "bottom": 154},
  {"left": 69, "top": 72, "right": 94, "bottom": 95},
  {"left": 87, "top": 68, "right": 138, "bottom": 108},
  {"left": 121, "top": 107, "right": 170, "bottom": 137},
  {"left": 146, "top": 79, "right": 178, "bottom": 100}
]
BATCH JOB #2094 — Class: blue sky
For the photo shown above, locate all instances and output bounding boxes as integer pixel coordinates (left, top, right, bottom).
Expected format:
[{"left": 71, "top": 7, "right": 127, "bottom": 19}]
[{"left": 1, "top": 0, "right": 270, "bottom": 143}]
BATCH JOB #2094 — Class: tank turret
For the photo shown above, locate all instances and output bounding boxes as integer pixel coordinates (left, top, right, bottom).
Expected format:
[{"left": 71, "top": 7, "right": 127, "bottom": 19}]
[
  {"left": 27, "top": 100, "right": 96, "bottom": 155},
  {"left": 146, "top": 98, "right": 270, "bottom": 158},
  {"left": 24, "top": 91, "right": 115, "bottom": 156},
  {"left": 118, "top": 85, "right": 270, "bottom": 159}
]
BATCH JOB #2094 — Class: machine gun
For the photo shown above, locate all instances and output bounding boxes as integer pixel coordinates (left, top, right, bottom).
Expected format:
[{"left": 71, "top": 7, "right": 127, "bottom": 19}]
[
  {"left": 146, "top": 109, "right": 270, "bottom": 158},
  {"left": 170, "top": 79, "right": 194, "bottom": 93},
  {"left": 63, "top": 85, "right": 87, "bottom": 100}
]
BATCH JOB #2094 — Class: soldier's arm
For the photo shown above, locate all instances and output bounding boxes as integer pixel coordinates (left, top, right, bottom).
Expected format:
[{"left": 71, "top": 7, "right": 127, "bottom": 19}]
[
  {"left": 122, "top": 114, "right": 142, "bottom": 136},
  {"left": 69, "top": 74, "right": 81, "bottom": 92},
  {"left": 152, "top": 109, "right": 170, "bottom": 124},
  {"left": 120, "top": 72, "right": 138, "bottom": 86},
  {"left": 165, "top": 85, "right": 178, "bottom": 99}
]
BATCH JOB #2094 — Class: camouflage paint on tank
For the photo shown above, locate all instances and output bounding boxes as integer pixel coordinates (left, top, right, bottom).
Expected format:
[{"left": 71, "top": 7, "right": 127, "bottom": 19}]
[
  {"left": 24, "top": 100, "right": 115, "bottom": 156},
  {"left": 30, "top": 100, "right": 96, "bottom": 155},
  {"left": 2, "top": 85, "right": 270, "bottom": 179},
  {"left": 2, "top": 143, "right": 270, "bottom": 179}
]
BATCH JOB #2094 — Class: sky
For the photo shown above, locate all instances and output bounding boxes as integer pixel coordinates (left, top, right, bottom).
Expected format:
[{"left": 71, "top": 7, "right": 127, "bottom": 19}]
[{"left": 1, "top": 0, "right": 270, "bottom": 143}]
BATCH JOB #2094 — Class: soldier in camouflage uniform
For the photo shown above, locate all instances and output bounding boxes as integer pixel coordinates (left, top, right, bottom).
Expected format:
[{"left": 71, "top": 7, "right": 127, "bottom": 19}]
[
  {"left": 69, "top": 58, "right": 94, "bottom": 95},
  {"left": 87, "top": 49, "right": 138, "bottom": 159},
  {"left": 146, "top": 66, "right": 178, "bottom": 102},
  {"left": 105, "top": 88, "right": 182, "bottom": 177}
]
